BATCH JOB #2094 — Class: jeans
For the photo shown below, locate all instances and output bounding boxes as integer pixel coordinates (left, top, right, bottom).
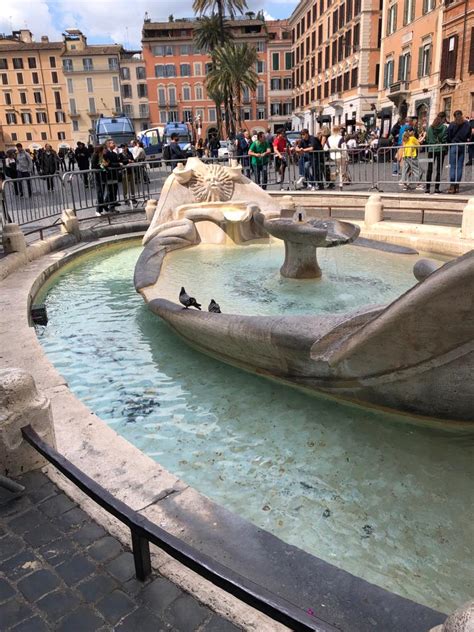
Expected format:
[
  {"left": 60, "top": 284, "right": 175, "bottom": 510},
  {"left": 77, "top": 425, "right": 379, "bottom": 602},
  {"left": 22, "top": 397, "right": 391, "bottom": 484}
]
[
  {"left": 253, "top": 163, "right": 268, "bottom": 189},
  {"left": 18, "top": 171, "right": 32, "bottom": 197},
  {"left": 401, "top": 157, "right": 421, "bottom": 187},
  {"left": 449, "top": 145, "right": 464, "bottom": 183},
  {"left": 425, "top": 152, "right": 445, "bottom": 190}
]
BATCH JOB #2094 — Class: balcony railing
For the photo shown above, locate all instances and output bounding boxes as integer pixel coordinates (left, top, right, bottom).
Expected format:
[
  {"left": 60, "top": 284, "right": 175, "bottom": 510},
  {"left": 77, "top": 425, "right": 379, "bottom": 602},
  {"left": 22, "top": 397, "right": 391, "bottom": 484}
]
[{"left": 389, "top": 80, "right": 410, "bottom": 94}]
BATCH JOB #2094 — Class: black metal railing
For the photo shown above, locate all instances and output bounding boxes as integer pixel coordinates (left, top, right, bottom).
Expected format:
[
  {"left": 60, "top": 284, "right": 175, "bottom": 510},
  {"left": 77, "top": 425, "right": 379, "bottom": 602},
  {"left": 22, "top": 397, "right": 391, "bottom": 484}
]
[{"left": 21, "top": 424, "right": 334, "bottom": 632}]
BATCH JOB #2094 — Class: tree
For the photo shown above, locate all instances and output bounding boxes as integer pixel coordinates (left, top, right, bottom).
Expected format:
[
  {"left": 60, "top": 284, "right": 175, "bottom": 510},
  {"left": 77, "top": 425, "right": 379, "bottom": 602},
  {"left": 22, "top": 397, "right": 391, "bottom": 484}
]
[
  {"left": 193, "top": 0, "right": 248, "bottom": 45},
  {"left": 194, "top": 13, "right": 232, "bottom": 53},
  {"left": 206, "top": 83, "right": 226, "bottom": 139}
]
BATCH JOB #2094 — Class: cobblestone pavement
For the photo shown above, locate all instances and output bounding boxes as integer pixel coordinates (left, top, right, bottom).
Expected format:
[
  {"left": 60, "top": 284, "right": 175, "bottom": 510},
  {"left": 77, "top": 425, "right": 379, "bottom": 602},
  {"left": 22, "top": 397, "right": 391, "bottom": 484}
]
[{"left": 0, "top": 470, "right": 242, "bottom": 631}]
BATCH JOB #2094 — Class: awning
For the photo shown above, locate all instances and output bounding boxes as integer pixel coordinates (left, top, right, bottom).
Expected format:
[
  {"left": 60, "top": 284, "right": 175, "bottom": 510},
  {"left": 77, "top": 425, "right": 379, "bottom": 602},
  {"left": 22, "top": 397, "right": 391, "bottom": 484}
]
[
  {"left": 318, "top": 115, "right": 332, "bottom": 123},
  {"left": 378, "top": 107, "right": 393, "bottom": 118}
]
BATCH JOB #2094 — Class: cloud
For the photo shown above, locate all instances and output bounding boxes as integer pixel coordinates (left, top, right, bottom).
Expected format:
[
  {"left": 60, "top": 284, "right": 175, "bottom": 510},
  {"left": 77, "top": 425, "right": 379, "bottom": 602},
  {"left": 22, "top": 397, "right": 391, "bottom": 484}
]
[{"left": 0, "top": 1, "right": 62, "bottom": 41}]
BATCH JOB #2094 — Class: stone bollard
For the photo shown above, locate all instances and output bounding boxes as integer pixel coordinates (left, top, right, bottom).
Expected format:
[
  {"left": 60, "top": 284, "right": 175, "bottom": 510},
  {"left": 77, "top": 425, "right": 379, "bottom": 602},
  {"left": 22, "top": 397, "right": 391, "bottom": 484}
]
[
  {"left": 60, "top": 209, "right": 81, "bottom": 240},
  {"left": 365, "top": 194, "right": 383, "bottom": 227},
  {"left": 2, "top": 223, "right": 27, "bottom": 254},
  {"left": 461, "top": 197, "right": 474, "bottom": 239},
  {"left": 145, "top": 199, "right": 158, "bottom": 223},
  {"left": 429, "top": 599, "right": 474, "bottom": 632},
  {"left": 0, "top": 368, "right": 56, "bottom": 477}
]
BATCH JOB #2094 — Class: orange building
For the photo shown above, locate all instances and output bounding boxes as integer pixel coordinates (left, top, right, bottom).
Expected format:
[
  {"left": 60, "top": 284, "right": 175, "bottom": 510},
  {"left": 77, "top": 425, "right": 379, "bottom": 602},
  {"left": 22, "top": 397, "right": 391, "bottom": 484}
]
[
  {"left": 142, "top": 16, "right": 292, "bottom": 138},
  {"left": 0, "top": 30, "right": 72, "bottom": 151},
  {"left": 267, "top": 20, "right": 293, "bottom": 132},
  {"left": 290, "top": 0, "right": 381, "bottom": 133},
  {"left": 377, "top": 0, "right": 443, "bottom": 134},
  {"left": 438, "top": 0, "right": 474, "bottom": 120}
]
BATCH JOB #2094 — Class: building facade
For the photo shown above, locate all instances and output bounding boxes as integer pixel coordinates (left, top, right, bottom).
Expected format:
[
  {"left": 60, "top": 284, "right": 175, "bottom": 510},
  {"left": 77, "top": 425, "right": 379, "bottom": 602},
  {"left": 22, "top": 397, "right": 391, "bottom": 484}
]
[
  {"left": 120, "top": 51, "right": 150, "bottom": 135},
  {"left": 438, "top": 0, "right": 474, "bottom": 120},
  {"left": 0, "top": 30, "right": 72, "bottom": 151},
  {"left": 378, "top": 0, "right": 443, "bottom": 136},
  {"left": 290, "top": 0, "right": 381, "bottom": 133},
  {"left": 142, "top": 16, "right": 292, "bottom": 138},
  {"left": 266, "top": 20, "right": 293, "bottom": 132}
]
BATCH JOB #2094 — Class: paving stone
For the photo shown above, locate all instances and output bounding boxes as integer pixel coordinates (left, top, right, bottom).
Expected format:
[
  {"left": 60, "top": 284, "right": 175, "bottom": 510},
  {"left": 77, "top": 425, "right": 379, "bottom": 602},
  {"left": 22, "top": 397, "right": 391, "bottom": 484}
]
[
  {"left": 0, "top": 577, "right": 15, "bottom": 602},
  {"left": 36, "top": 588, "right": 81, "bottom": 621},
  {"left": 76, "top": 573, "right": 118, "bottom": 603},
  {"left": 165, "top": 593, "right": 210, "bottom": 631},
  {"left": 0, "top": 534, "right": 24, "bottom": 562},
  {"left": 27, "top": 482, "right": 58, "bottom": 505},
  {"left": 96, "top": 589, "right": 136, "bottom": 624},
  {"left": 0, "top": 524, "right": 5, "bottom": 537},
  {"left": 0, "top": 496, "right": 32, "bottom": 519},
  {"left": 18, "top": 471, "right": 50, "bottom": 490},
  {"left": 56, "top": 554, "right": 95, "bottom": 585},
  {"left": 11, "top": 615, "right": 50, "bottom": 632},
  {"left": 17, "top": 568, "right": 61, "bottom": 602},
  {"left": 122, "top": 576, "right": 149, "bottom": 597},
  {"left": 38, "top": 537, "right": 78, "bottom": 566},
  {"left": 70, "top": 522, "right": 106, "bottom": 546},
  {"left": 139, "top": 576, "right": 182, "bottom": 613},
  {"left": 8, "top": 508, "right": 49, "bottom": 534},
  {"left": 0, "top": 599, "right": 34, "bottom": 628},
  {"left": 87, "top": 536, "right": 122, "bottom": 562},
  {"left": 23, "top": 523, "right": 62, "bottom": 547},
  {"left": 106, "top": 552, "right": 136, "bottom": 583},
  {"left": 0, "top": 550, "right": 42, "bottom": 581},
  {"left": 56, "top": 605, "right": 105, "bottom": 632},
  {"left": 55, "top": 507, "right": 89, "bottom": 532},
  {"left": 38, "top": 493, "right": 76, "bottom": 518},
  {"left": 115, "top": 606, "right": 168, "bottom": 632},
  {"left": 202, "top": 614, "right": 243, "bottom": 631}
]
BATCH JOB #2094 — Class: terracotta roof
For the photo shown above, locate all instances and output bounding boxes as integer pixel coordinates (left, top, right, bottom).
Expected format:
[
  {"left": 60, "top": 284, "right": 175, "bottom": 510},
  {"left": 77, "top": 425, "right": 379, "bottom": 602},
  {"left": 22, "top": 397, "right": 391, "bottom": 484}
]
[
  {"left": 63, "top": 45, "right": 122, "bottom": 56},
  {"left": 0, "top": 41, "right": 63, "bottom": 51},
  {"left": 143, "top": 18, "right": 265, "bottom": 31}
]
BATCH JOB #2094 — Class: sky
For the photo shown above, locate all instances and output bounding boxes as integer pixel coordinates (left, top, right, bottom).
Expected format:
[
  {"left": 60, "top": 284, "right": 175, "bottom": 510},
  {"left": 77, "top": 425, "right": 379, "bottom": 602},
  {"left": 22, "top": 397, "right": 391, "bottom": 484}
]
[{"left": 0, "top": 0, "right": 299, "bottom": 49}]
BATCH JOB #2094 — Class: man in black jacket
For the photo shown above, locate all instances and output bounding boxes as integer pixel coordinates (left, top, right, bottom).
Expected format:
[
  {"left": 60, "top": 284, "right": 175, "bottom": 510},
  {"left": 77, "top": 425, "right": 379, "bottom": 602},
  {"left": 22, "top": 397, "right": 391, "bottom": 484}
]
[
  {"left": 168, "top": 133, "right": 187, "bottom": 165},
  {"left": 39, "top": 144, "right": 59, "bottom": 191},
  {"left": 103, "top": 139, "right": 120, "bottom": 209},
  {"left": 447, "top": 110, "right": 471, "bottom": 193},
  {"left": 75, "top": 142, "right": 90, "bottom": 188}
]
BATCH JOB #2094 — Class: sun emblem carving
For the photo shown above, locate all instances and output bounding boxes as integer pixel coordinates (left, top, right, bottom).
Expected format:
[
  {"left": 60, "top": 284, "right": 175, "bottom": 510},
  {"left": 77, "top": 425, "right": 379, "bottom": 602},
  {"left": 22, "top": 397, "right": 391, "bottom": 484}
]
[{"left": 189, "top": 164, "right": 234, "bottom": 202}]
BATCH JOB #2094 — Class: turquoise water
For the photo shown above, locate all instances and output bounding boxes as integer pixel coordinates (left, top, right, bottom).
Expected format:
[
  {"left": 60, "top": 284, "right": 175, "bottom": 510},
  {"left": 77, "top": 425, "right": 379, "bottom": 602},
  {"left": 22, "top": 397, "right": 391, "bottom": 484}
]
[{"left": 36, "top": 242, "right": 474, "bottom": 613}]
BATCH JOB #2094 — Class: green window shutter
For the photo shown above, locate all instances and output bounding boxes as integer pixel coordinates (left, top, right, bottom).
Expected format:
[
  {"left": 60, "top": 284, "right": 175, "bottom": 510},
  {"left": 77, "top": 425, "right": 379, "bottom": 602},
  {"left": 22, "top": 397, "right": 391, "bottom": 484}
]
[
  {"left": 403, "top": 0, "right": 409, "bottom": 25},
  {"left": 422, "top": 0, "right": 427, "bottom": 14},
  {"left": 469, "top": 27, "right": 474, "bottom": 73},
  {"left": 427, "top": 46, "right": 432, "bottom": 76},
  {"left": 398, "top": 55, "right": 403, "bottom": 80},
  {"left": 411, "top": 0, "right": 415, "bottom": 22},
  {"left": 417, "top": 46, "right": 423, "bottom": 77},
  {"left": 384, "top": 63, "right": 388, "bottom": 88},
  {"left": 394, "top": 4, "right": 398, "bottom": 31}
]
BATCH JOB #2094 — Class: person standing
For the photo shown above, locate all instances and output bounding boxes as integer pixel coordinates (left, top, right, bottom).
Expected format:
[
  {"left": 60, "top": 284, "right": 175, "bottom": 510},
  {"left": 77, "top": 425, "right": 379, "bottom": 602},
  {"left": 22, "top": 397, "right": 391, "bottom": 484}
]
[
  {"left": 75, "top": 142, "right": 90, "bottom": 188},
  {"left": 447, "top": 110, "right": 471, "bottom": 193},
  {"left": 91, "top": 145, "right": 109, "bottom": 216},
  {"left": 103, "top": 139, "right": 120, "bottom": 210},
  {"left": 38, "top": 144, "right": 59, "bottom": 191},
  {"left": 57, "top": 147, "right": 67, "bottom": 172},
  {"left": 425, "top": 112, "right": 447, "bottom": 194},
  {"left": 4, "top": 149, "right": 21, "bottom": 196},
  {"left": 119, "top": 144, "right": 137, "bottom": 206},
  {"left": 15, "top": 143, "right": 33, "bottom": 197},
  {"left": 208, "top": 134, "right": 221, "bottom": 160},
  {"left": 237, "top": 130, "right": 252, "bottom": 178},
  {"left": 248, "top": 131, "right": 271, "bottom": 189},
  {"left": 400, "top": 128, "right": 423, "bottom": 191},
  {"left": 326, "top": 125, "right": 351, "bottom": 186},
  {"left": 67, "top": 148, "right": 76, "bottom": 171},
  {"left": 273, "top": 128, "right": 288, "bottom": 189}
]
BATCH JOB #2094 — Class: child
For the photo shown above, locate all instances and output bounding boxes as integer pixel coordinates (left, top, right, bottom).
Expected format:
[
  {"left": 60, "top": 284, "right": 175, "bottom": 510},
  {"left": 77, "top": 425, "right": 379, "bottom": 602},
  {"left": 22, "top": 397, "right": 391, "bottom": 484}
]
[{"left": 400, "top": 128, "right": 423, "bottom": 191}]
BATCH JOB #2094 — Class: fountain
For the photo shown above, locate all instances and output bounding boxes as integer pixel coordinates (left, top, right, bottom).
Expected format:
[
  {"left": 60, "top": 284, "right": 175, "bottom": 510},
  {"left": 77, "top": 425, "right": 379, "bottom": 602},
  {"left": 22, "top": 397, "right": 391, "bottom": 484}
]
[{"left": 135, "top": 158, "right": 474, "bottom": 424}]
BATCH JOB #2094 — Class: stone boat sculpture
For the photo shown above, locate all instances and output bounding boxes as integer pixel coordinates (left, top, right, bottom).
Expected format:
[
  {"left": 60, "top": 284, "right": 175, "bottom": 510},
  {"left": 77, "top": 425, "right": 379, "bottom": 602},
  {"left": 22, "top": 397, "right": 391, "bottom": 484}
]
[{"left": 135, "top": 158, "right": 474, "bottom": 425}]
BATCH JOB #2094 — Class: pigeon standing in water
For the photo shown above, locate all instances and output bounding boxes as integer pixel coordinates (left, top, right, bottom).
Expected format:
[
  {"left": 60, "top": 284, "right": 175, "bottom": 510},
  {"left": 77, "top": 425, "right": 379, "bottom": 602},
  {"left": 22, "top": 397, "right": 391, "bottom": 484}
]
[
  {"left": 179, "top": 287, "right": 201, "bottom": 310},
  {"left": 208, "top": 299, "right": 221, "bottom": 313}
]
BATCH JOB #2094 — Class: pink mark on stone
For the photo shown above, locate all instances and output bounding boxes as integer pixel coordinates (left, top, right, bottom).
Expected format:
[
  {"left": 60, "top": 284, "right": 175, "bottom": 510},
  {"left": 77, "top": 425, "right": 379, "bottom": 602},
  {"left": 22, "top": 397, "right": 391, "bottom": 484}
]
[{"left": 307, "top": 608, "right": 315, "bottom": 616}]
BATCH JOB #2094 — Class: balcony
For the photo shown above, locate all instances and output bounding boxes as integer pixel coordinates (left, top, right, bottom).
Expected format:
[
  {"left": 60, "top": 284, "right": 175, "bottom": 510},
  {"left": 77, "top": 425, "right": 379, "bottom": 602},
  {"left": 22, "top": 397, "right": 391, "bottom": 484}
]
[
  {"left": 388, "top": 81, "right": 410, "bottom": 107},
  {"left": 68, "top": 110, "right": 80, "bottom": 118},
  {"left": 328, "top": 92, "right": 343, "bottom": 108}
]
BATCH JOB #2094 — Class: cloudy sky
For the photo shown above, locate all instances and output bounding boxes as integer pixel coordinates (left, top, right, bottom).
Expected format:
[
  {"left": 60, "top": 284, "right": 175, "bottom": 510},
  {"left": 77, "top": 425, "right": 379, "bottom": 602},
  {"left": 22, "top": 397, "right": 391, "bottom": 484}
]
[{"left": 0, "top": 0, "right": 298, "bottom": 49}]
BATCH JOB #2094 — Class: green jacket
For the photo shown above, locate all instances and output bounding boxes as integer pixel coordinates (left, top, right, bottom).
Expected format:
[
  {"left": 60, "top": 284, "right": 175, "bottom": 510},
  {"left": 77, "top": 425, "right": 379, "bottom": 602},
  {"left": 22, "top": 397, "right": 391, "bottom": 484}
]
[
  {"left": 249, "top": 140, "right": 270, "bottom": 166},
  {"left": 426, "top": 124, "right": 447, "bottom": 152}
]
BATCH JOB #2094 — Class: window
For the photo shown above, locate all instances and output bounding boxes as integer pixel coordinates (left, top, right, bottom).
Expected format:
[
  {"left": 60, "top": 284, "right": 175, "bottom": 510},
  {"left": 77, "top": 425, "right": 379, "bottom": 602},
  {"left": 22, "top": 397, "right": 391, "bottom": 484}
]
[
  {"left": 256, "top": 60, "right": 265, "bottom": 73},
  {"left": 180, "top": 45, "right": 191, "bottom": 55},
  {"left": 257, "top": 108, "right": 265, "bottom": 120},
  {"left": 443, "top": 97, "right": 452, "bottom": 121},
  {"left": 257, "top": 83, "right": 265, "bottom": 101},
  {"left": 21, "top": 112, "right": 32, "bottom": 124},
  {"left": 50, "top": 56, "right": 56, "bottom": 68},
  {"left": 168, "top": 110, "right": 178, "bottom": 122},
  {"left": 1, "top": 74, "right": 8, "bottom": 85},
  {"left": 194, "top": 62, "right": 202, "bottom": 76},
  {"left": 122, "top": 84, "right": 132, "bottom": 98},
  {"left": 54, "top": 91, "right": 62, "bottom": 109},
  {"left": 0, "top": 59, "right": 8, "bottom": 69},
  {"left": 11, "top": 133, "right": 17, "bottom": 140},
  {"left": 208, "top": 108, "right": 216, "bottom": 122},
  {"left": 159, "top": 111, "right": 167, "bottom": 124},
  {"left": 63, "top": 59, "right": 73, "bottom": 72},
  {"left": 17, "top": 73, "right": 24, "bottom": 85},
  {"left": 108, "top": 57, "right": 118, "bottom": 70},
  {"left": 403, "top": 0, "right": 415, "bottom": 25},
  {"left": 440, "top": 35, "right": 458, "bottom": 81},
  {"left": 470, "top": 27, "right": 474, "bottom": 74},
  {"left": 83, "top": 58, "right": 93, "bottom": 71},
  {"left": 418, "top": 42, "right": 432, "bottom": 77},
  {"left": 6, "top": 112, "right": 17, "bottom": 124},
  {"left": 182, "top": 85, "right": 191, "bottom": 100},
  {"left": 69, "top": 98, "right": 77, "bottom": 114},
  {"left": 154, "top": 64, "right": 176, "bottom": 78},
  {"left": 398, "top": 51, "right": 411, "bottom": 81},
  {"left": 205, "top": 62, "right": 213, "bottom": 75},
  {"left": 72, "top": 120, "right": 79, "bottom": 132},
  {"left": 67, "top": 78, "right": 74, "bottom": 94},
  {"left": 137, "top": 83, "right": 147, "bottom": 98},
  {"left": 34, "top": 91, "right": 42, "bottom": 103},
  {"left": 152, "top": 45, "right": 173, "bottom": 56},
  {"left": 51, "top": 71, "right": 58, "bottom": 83},
  {"left": 41, "top": 131, "right": 48, "bottom": 139},
  {"left": 139, "top": 103, "right": 149, "bottom": 118},
  {"left": 256, "top": 41, "right": 265, "bottom": 52},
  {"left": 4, "top": 92, "right": 11, "bottom": 105},
  {"left": 20, "top": 92, "right": 27, "bottom": 104},
  {"left": 28, "top": 57, "right": 37, "bottom": 69},
  {"left": 270, "top": 103, "right": 281, "bottom": 116},
  {"left": 183, "top": 109, "right": 193, "bottom": 122},
  {"left": 168, "top": 87, "right": 176, "bottom": 106},
  {"left": 136, "top": 66, "right": 146, "bottom": 80},
  {"left": 195, "top": 84, "right": 203, "bottom": 100},
  {"left": 285, "top": 52, "right": 293, "bottom": 70},
  {"left": 158, "top": 87, "right": 166, "bottom": 105},
  {"left": 383, "top": 59, "right": 394, "bottom": 87},
  {"left": 271, "top": 78, "right": 282, "bottom": 90},
  {"left": 272, "top": 53, "right": 280, "bottom": 71},
  {"left": 58, "top": 132, "right": 66, "bottom": 140},
  {"left": 86, "top": 77, "right": 93, "bottom": 93},
  {"left": 32, "top": 72, "right": 39, "bottom": 84},
  {"left": 180, "top": 63, "right": 191, "bottom": 76},
  {"left": 114, "top": 96, "right": 121, "bottom": 111},
  {"left": 351, "top": 66, "right": 358, "bottom": 87},
  {"left": 55, "top": 111, "right": 66, "bottom": 123},
  {"left": 353, "top": 23, "right": 360, "bottom": 51},
  {"left": 422, "top": 0, "right": 435, "bottom": 13},
  {"left": 120, "top": 67, "right": 130, "bottom": 80},
  {"left": 113, "top": 76, "right": 119, "bottom": 92},
  {"left": 387, "top": 3, "right": 397, "bottom": 35},
  {"left": 88, "top": 97, "right": 96, "bottom": 113},
  {"left": 243, "top": 108, "right": 251, "bottom": 121},
  {"left": 124, "top": 104, "right": 133, "bottom": 116},
  {"left": 13, "top": 58, "right": 24, "bottom": 69},
  {"left": 26, "top": 132, "right": 32, "bottom": 141},
  {"left": 36, "top": 111, "right": 48, "bottom": 123},
  {"left": 283, "top": 77, "right": 292, "bottom": 90}
]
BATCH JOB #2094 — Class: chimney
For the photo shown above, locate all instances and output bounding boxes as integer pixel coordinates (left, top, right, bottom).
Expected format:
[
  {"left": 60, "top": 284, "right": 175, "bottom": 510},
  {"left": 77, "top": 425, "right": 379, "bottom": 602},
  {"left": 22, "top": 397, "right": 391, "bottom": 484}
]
[
  {"left": 41, "top": 35, "right": 49, "bottom": 42},
  {"left": 19, "top": 29, "right": 33, "bottom": 43}
]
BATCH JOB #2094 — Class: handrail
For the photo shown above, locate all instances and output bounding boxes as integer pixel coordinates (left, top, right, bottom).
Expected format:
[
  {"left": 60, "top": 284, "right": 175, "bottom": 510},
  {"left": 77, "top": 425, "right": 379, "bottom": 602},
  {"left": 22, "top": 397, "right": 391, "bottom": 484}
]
[{"left": 21, "top": 424, "right": 335, "bottom": 632}]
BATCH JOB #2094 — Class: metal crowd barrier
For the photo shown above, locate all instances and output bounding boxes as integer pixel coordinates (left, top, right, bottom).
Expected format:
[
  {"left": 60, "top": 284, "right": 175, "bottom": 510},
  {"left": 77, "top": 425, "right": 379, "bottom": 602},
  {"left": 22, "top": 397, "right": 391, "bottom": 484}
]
[{"left": 2, "top": 174, "right": 66, "bottom": 226}]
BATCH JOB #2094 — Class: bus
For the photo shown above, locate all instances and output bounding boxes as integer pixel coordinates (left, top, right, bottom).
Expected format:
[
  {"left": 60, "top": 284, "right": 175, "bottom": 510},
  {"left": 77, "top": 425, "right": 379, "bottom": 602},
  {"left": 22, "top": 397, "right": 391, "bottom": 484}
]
[
  {"left": 93, "top": 115, "right": 135, "bottom": 146},
  {"left": 138, "top": 127, "right": 164, "bottom": 161}
]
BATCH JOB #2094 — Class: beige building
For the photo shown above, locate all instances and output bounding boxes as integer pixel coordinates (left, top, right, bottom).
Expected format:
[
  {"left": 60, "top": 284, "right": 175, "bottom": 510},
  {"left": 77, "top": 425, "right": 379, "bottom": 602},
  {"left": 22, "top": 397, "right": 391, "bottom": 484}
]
[
  {"left": 290, "top": 0, "right": 381, "bottom": 133},
  {"left": 378, "top": 0, "right": 443, "bottom": 135},
  {"left": 0, "top": 30, "right": 72, "bottom": 151},
  {"left": 120, "top": 51, "right": 150, "bottom": 135},
  {"left": 62, "top": 29, "right": 123, "bottom": 145}
]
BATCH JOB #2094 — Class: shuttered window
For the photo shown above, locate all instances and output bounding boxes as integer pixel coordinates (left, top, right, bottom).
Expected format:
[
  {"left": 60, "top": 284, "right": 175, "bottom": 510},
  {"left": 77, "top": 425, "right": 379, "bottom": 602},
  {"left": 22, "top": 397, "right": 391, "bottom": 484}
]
[
  {"left": 418, "top": 43, "right": 432, "bottom": 77},
  {"left": 440, "top": 35, "right": 458, "bottom": 81},
  {"left": 469, "top": 27, "right": 474, "bottom": 74},
  {"left": 403, "top": 0, "right": 415, "bottom": 26}
]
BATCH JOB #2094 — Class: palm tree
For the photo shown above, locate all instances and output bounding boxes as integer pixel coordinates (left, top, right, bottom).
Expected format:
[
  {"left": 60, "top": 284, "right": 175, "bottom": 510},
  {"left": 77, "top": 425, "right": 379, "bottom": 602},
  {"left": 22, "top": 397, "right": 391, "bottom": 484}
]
[
  {"left": 194, "top": 13, "right": 232, "bottom": 53},
  {"left": 193, "top": 0, "right": 248, "bottom": 45},
  {"left": 206, "top": 83, "right": 226, "bottom": 139}
]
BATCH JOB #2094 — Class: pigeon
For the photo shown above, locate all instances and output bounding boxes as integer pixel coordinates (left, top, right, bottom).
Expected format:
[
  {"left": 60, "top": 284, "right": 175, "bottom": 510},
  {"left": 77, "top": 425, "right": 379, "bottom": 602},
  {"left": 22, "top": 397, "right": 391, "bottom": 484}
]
[
  {"left": 179, "top": 287, "right": 201, "bottom": 310},
  {"left": 208, "top": 299, "right": 221, "bottom": 313}
]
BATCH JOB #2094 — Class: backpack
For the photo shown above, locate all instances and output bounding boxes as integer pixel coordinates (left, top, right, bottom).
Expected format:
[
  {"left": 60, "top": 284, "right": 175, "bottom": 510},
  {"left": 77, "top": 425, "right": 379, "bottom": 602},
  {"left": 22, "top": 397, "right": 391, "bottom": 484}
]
[{"left": 162, "top": 144, "right": 171, "bottom": 161}]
